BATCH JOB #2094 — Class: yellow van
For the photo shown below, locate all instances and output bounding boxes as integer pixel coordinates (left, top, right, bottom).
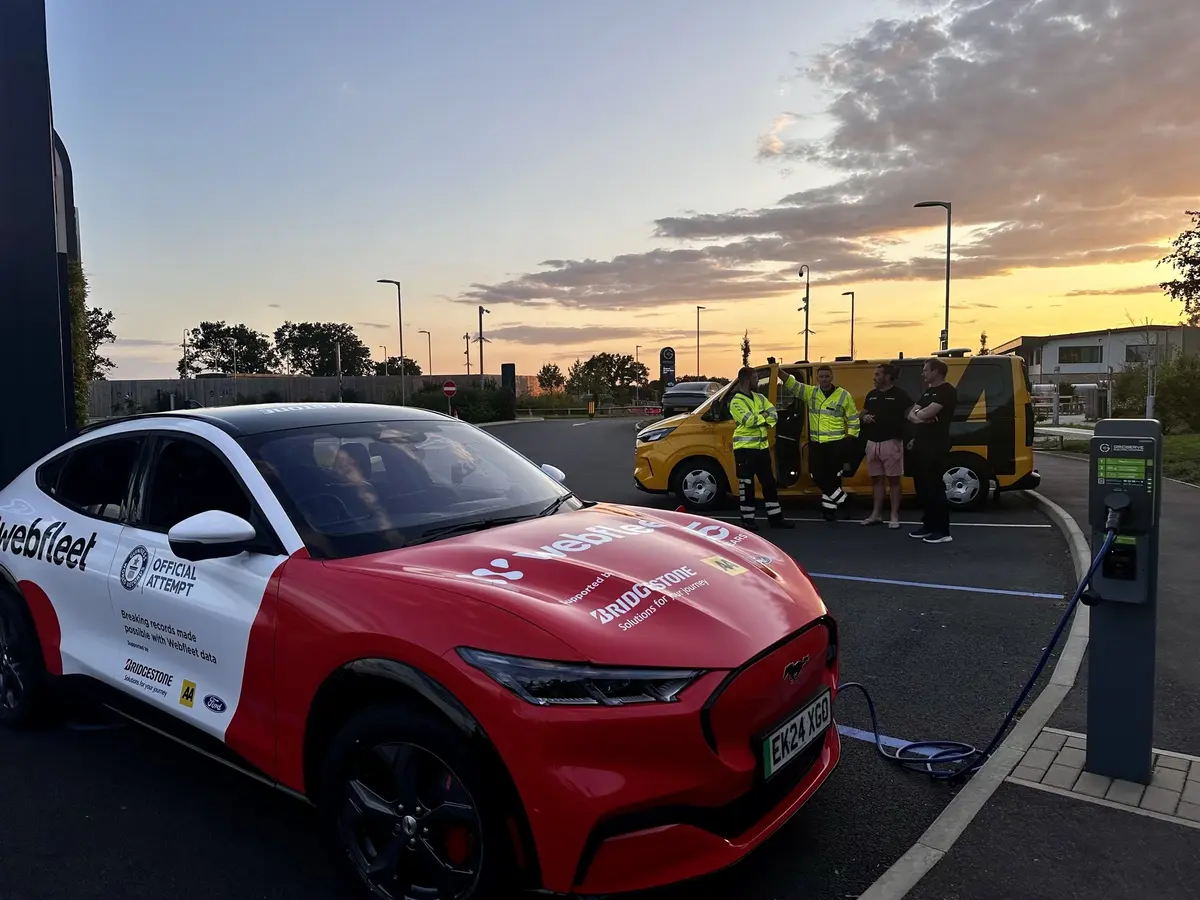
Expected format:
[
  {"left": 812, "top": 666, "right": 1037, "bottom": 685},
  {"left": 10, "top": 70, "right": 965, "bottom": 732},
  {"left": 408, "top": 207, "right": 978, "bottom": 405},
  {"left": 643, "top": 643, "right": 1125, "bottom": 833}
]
[{"left": 633, "top": 352, "right": 1040, "bottom": 513}]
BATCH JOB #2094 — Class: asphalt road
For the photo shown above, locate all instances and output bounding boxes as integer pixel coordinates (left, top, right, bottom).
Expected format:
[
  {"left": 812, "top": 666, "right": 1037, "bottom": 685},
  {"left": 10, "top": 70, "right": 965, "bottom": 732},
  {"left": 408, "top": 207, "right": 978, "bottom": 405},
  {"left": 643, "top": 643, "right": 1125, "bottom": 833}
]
[{"left": 0, "top": 417, "right": 1078, "bottom": 900}]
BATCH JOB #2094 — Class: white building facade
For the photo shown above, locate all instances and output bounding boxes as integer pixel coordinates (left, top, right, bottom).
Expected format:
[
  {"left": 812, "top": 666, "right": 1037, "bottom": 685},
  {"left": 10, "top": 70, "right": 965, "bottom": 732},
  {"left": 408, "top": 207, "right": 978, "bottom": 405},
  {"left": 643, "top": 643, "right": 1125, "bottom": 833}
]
[{"left": 994, "top": 324, "right": 1200, "bottom": 385}]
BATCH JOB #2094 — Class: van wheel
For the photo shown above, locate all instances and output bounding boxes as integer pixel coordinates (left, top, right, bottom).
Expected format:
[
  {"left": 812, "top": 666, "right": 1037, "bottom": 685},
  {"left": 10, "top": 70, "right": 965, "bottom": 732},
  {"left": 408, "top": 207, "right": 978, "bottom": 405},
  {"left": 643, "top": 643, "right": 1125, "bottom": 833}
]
[
  {"left": 671, "top": 458, "right": 727, "bottom": 512},
  {"left": 943, "top": 454, "right": 992, "bottom": 512}
]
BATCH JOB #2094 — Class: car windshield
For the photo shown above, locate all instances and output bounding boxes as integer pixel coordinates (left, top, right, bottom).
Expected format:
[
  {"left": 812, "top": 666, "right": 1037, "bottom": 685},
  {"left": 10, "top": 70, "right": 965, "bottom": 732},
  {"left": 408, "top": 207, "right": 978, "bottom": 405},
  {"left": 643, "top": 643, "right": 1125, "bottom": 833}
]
[{"left": 239, "top": 418, "right": 581, "bottom": 559}]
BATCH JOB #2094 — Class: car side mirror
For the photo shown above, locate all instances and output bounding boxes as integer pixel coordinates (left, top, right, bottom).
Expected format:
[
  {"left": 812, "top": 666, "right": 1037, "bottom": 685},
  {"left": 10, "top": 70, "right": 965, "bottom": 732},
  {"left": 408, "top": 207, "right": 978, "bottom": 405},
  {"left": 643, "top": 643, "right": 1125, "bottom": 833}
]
[
  {"left": 540, "top": 463, "right": 566, "bottom": 483},
  {"left": 168, "top": 510, "right": 257, "bottom": 562}
]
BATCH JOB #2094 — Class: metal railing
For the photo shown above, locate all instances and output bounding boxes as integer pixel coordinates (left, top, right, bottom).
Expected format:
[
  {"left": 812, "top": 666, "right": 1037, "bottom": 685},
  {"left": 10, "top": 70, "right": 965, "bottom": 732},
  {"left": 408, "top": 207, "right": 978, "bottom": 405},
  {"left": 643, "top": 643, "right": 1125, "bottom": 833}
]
[{"left": 514, "top": 405, "right": 663, "bottom": 418}]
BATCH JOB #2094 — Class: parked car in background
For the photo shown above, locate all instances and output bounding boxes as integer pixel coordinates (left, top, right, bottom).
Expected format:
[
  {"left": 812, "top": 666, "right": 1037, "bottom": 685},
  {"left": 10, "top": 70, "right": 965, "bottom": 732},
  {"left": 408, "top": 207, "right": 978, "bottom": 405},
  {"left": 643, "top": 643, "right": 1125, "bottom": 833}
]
[{"left": 660, "top": 381, "right": 722, "bottom": 417}]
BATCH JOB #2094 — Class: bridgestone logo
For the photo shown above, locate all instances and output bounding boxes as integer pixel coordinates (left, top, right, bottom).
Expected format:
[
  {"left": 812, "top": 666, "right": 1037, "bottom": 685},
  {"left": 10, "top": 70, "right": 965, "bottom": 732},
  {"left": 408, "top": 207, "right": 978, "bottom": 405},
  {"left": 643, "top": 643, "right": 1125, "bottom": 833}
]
[
  {"left": 588, "top": 565, "right": 697, "bottom": 624},
  {"left": 124, "top": 658, "right": 174, "bottom": 686}
]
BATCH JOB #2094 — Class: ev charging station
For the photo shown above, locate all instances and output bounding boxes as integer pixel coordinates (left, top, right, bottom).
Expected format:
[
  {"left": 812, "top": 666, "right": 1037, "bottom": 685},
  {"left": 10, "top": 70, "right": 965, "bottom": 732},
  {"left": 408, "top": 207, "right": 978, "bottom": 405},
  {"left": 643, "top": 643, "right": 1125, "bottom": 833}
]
[{"left": 1084, "top": 418, "right": 1163, "bottom": 785}]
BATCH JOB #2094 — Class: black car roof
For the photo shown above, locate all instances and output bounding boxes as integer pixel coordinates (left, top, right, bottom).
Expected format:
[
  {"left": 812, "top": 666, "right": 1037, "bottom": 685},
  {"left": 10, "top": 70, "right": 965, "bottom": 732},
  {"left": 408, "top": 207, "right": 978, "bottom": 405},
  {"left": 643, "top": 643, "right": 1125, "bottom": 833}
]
[{"left": 79, "top": 402, "right": 454, "bottom": 438}]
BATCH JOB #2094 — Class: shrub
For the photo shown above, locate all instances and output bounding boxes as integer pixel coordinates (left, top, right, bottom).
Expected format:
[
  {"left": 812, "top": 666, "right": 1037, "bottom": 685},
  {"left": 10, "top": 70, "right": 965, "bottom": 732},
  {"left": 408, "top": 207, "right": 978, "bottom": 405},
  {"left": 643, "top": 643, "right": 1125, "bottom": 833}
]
[{"left": 404, "top": 385, "right": 515, "bottom": 424}]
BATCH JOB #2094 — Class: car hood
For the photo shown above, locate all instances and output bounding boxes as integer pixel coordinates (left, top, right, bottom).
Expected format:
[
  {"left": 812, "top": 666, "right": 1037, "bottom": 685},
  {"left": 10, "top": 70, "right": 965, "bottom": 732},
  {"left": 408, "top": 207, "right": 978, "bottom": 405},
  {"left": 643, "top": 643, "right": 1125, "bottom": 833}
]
[
  {"left": 640, "top": 413, "right": 692, "bottom": 433},
  {"left": 332, "top": 504, "right": 825, "bottom": 669}
]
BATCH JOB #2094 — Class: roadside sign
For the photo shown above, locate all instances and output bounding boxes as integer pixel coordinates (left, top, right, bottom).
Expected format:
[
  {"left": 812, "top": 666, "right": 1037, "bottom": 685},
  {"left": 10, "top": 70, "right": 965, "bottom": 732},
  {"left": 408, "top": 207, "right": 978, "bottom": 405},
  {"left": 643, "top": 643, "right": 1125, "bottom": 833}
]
[{"left": 443, "top": 380, "right": 457, "bottom": 397}]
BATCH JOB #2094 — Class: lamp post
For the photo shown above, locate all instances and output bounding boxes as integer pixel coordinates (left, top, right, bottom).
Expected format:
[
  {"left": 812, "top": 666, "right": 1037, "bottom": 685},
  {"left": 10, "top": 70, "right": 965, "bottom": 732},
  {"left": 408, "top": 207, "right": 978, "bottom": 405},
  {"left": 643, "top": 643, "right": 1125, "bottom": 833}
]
[
  {"left": 635, "top": 344, "right": 641, "bottom": 404},
  {"left": 418, "top": 329, "right": 432, "bottom": 375},
  {"left": 379, "top": 345, "right": 388, "bottom": 375},
  {"left": 463, "top": 332, "right": 472, "bottom": 375},
  {"left": 798, "top": 265, "right": 812, "bottom": 362},
  {"left": 914, "top": 200, "right": 952, "bottom": 351},
  {"left": 376, "top": 279, "right": 406, "bottom": 403},
  {"left": 696, "top": 306, "right": 705, "bottom": 376},
  {"left": 841, "top": 291, "right": 856, "bottom": 359},
  {"left": 478, "top": 305, "right": 490, "bottom": 388}
]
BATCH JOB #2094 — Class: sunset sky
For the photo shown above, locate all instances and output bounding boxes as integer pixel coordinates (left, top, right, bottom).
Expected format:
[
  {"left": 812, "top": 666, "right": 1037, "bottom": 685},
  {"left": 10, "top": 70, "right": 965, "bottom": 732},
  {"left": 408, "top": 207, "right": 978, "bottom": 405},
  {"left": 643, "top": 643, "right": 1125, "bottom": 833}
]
[{"left": 46, "top": 0, "right": 1198, "bottom": 381}]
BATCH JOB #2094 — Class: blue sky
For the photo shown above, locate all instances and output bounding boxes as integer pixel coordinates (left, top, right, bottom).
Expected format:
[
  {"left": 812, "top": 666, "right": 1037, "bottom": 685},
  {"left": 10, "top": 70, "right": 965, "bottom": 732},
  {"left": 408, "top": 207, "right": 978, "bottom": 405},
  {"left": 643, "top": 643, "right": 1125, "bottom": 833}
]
[{"left": 45, "top": 0, "right": 1194, "bottom": 378}]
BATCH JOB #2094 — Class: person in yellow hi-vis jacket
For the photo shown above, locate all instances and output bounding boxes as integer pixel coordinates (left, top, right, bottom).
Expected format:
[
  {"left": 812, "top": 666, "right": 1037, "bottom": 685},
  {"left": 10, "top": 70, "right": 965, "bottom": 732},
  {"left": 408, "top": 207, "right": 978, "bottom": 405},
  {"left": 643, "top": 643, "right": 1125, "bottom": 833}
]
[
  {"left": 728, "top": 367, "right": 794, "bottom": 531},
  {"left": 778, "top": 364, "right": 860, "bottom": 520}
]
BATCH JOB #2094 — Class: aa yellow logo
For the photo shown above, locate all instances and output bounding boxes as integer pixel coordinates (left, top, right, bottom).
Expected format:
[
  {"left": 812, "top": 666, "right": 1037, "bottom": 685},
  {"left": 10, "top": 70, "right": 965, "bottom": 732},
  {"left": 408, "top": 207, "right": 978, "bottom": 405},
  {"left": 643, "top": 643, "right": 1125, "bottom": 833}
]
[
  {"left": 702, "top": 555, "right": 748, "bottom": 576},
  {"left": 179, "top": 680, "right": 196, "bottom": 708}
]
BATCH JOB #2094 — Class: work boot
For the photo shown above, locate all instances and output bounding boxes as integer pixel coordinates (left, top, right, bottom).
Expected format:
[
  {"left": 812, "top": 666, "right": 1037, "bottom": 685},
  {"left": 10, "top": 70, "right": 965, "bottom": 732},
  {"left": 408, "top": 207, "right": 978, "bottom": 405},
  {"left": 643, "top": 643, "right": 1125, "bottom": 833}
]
[
  {"left": 740, "top": 518, "right": 759, "bottom": 532},
  {"left": 768, "top": 515, "right": 794, "bottom": 529}
]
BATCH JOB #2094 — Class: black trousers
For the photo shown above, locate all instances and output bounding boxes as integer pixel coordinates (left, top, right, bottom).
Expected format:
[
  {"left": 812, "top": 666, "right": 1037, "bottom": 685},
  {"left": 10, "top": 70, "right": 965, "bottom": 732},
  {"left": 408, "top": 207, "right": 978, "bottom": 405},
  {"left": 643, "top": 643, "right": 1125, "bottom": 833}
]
[
  {"left": 912, "top": 447, "right": 951, "bottom": 533},
  {"left": 809, "top": 440, "right": 847, "bottom": 512},
  {"left": 733, "top": 448, "right": 782, "bottom": 521}
]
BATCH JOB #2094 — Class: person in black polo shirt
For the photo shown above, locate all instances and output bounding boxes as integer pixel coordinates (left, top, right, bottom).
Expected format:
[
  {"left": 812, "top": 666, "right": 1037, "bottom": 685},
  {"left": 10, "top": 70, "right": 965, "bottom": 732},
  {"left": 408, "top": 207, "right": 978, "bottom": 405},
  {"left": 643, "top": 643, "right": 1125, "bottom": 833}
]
[
  {"left": 906, "top": 357, "right": 958, "bottom": 543},
  {"left": 860, "top": 362, "right": 913, "bottom": 529}
]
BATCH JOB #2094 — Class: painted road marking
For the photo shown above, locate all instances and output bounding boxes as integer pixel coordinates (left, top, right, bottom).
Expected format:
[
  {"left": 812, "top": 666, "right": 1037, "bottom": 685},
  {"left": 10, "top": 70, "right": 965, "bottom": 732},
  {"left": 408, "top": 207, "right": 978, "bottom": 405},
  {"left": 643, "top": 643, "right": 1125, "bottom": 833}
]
[
  {"left": 808, "top": 571, "right": 1063, "bottom": 600},
  {"left": 704, "top": 513, "right": 1051, "bottom": 528},
  {"left": 837, "top": 724, "right": 939, "bottom": 758}
]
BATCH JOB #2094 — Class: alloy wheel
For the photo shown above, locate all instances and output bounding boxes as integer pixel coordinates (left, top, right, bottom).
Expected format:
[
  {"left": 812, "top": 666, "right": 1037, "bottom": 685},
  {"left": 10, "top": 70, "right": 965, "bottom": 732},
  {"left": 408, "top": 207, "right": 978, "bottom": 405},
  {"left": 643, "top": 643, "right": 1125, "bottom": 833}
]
[
  {"left": 0, "top": 606, "right": 27, "bottom": 713},
  {"left": 339, "top": 741, "right": 483, "bottom": 900}
]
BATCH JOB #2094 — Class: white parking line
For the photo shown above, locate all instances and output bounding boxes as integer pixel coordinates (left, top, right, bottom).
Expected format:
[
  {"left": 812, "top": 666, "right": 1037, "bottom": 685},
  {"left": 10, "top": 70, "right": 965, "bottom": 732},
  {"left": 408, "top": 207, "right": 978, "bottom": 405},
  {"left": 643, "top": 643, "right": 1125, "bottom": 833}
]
[{"left": 701, "top": 514, "right": 1051, "bottom": 529}]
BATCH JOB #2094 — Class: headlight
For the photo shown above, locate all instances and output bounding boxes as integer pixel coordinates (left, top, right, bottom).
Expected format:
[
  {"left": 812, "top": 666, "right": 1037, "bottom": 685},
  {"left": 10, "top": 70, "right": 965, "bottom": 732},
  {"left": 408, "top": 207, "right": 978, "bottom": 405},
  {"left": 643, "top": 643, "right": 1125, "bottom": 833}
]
[
  {"left": 637, "top": 426, "right": 676, "bottom": 443},
  {"left": 457, "top": 648, "right": 704, "bottom": 706}
]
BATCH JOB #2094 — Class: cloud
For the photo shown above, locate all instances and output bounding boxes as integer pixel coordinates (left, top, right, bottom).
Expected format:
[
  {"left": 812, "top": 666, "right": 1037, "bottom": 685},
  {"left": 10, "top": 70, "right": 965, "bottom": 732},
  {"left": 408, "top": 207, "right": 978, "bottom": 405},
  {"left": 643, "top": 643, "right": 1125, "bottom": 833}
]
[
  {"left": 825, "top": 318, "right": 925, "bottom": 328},
  {"left": 115, "top": 338, "right": 179, "bottom": 348},
  {"left": 356, "top": 321, "right": 390, "bottom": 330},
  {"left": 1062, "top": 284, "right": 1165, "bottom": 297},
  {"left": 757, "top": 113, "right": 800, "bottom": 158},
  {"left": 460, "top": 0, "right": 1200, "bottom": 312},
  {"left": 267, "top": 303, "right": 282, "bottom": 309},
  {"left": 485, "top": 323, "right": 721, "bottom": 346}
]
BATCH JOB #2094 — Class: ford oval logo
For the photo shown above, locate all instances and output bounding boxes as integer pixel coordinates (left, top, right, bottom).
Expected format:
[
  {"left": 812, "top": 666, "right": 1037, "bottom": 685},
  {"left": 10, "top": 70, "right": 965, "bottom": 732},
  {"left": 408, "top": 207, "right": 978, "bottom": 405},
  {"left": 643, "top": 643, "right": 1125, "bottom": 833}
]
[{"left": 203, "top": 694, "right": 227, "bottom": 713}]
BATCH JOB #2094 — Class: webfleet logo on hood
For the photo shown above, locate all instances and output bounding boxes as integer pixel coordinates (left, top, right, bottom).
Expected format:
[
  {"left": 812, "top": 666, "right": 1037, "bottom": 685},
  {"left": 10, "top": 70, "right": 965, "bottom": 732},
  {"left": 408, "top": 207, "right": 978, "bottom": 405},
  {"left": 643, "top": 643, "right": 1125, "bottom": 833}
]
[{"left": 457, "top": 518, "right": 670, "bottom": 586}]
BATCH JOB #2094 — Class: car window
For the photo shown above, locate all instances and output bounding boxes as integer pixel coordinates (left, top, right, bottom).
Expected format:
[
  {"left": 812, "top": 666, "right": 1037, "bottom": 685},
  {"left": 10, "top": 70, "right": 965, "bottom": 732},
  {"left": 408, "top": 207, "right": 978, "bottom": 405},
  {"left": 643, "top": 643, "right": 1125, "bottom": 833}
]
[
  {"left": 239, "top": 419, "right": 581, "bottom": 559},
  {"left": 41, "top": 436, "right": 144, "bottom": 522},
  {"left": 142, "top": 437, "right": 254, "bottom": 532}
]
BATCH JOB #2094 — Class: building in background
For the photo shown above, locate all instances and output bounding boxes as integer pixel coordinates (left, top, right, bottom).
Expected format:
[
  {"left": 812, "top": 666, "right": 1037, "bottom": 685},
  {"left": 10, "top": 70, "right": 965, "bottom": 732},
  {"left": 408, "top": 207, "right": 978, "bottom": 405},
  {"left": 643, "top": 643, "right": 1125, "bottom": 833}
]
[{"left": 994, "top": 324, "right": 1200, "bottom": 386}]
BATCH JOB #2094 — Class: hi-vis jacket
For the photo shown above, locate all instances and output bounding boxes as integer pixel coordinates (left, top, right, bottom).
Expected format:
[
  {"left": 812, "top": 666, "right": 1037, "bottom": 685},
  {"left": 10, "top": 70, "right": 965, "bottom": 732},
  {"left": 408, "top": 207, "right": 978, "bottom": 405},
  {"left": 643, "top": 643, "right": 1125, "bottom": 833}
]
[
  {"left": 729, "top": 390, "right": 777, "bottom": 450},
  {"left": 780, "top": 373, "right": 860, "bottom": 444}
]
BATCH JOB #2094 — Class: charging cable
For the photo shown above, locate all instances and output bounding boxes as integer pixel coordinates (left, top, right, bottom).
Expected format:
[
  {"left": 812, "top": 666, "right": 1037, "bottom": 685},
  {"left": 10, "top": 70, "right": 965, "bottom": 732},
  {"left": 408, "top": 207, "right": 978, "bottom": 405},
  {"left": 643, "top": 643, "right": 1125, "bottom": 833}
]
[{"left": 836, "top": 512, "right": 1122, "bottom": 783}]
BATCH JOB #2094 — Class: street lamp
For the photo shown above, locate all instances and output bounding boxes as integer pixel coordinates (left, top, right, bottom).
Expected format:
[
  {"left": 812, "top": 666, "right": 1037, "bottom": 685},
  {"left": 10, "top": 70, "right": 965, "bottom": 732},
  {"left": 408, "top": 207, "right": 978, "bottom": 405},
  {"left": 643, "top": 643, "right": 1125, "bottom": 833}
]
[
  {"left": 841, "top": 291, "right": 856, "bottom": 359},
  {"left": 798, "top": 265, "right": 812, "bottom": 362},
  {"left": 696, "top": 306, "right": 705, "bottom": 376},
  {"left": 914, "top": 200, "right": 952, "bottom": 351},
  {"left": 376, "top": 279, "right": 406, "bottom": 403},
  {"left": 478, "top": 306, "right": 490, "bottom": 388},
  {"left": 418, "top": 329, "right": 432, "bottom": 375},
  {"left": 379, "top": 345, "right": 388, "bottom": 375},
  {"left": 635, "top": 344, "right": 642, "bottom": 403}
]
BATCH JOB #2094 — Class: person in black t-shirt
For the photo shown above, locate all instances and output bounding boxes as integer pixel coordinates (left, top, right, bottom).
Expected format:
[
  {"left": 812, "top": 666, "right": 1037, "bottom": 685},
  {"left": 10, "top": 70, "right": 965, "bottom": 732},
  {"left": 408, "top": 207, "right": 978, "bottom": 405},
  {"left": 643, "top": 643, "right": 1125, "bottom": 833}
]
[
  {"left": 860, "top": 362, "right": 913, "bottom": 529},
  {"left": 906, "top": 357, "right": 958, "bottom": 543}
]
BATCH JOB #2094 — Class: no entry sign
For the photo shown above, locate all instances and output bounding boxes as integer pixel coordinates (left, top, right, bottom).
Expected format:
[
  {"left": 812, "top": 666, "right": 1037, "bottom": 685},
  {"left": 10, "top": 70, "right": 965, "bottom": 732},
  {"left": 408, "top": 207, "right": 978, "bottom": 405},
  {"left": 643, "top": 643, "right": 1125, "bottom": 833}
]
[{"left": 443, "top": 380, "right": 457, "bottom": 397}]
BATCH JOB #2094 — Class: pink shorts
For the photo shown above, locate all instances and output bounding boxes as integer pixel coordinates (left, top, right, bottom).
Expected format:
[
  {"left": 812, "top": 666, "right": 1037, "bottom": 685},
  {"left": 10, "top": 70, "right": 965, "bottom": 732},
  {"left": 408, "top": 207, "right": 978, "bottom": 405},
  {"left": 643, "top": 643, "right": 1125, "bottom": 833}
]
[{"left": 866, "top": 439, "right": 904, "bottom": 477}]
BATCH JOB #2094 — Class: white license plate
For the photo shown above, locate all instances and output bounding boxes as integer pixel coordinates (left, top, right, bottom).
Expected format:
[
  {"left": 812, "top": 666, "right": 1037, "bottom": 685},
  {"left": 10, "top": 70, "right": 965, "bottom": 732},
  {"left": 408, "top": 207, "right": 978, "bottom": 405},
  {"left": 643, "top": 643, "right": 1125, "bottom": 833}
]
[{"left": 762, "top": 688, "right": 831, "bottom": 779}]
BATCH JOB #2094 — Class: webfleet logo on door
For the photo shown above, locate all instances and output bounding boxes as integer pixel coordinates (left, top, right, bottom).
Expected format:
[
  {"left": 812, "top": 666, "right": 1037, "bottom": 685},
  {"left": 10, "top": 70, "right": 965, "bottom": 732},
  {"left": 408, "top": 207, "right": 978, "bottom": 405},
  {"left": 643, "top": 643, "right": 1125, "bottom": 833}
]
[{"left": 0, "top": 516, "right": 99, "bottom": 570}]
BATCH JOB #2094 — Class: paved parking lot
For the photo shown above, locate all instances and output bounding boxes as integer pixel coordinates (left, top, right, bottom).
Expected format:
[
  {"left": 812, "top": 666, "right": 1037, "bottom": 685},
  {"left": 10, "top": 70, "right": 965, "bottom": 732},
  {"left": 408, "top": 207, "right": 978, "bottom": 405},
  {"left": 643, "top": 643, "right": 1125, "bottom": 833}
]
[{"left": 0, "top": 416, "right": 1077, "bottom": 900}]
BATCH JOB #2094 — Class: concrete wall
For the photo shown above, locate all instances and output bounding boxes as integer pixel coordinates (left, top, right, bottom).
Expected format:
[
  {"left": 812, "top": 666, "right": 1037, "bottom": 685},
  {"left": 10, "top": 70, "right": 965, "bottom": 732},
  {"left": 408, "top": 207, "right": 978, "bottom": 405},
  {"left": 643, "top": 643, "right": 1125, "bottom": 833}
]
[{"left": 90, "top": 373, "right": 541, "bottom": 418}]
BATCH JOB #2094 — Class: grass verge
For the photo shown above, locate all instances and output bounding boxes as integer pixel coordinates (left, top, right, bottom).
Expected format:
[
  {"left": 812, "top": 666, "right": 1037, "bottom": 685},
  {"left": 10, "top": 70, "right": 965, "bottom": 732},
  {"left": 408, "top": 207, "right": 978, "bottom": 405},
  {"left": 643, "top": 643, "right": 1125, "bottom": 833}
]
[{"left": 1056, "top": 433, "right": 1200, "bottom": 484}]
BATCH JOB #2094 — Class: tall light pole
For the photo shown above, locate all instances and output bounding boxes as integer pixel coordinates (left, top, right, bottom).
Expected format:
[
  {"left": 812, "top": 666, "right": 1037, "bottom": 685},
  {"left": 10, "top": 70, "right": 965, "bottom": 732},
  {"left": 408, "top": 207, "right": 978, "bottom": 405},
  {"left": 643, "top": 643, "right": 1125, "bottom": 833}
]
[
  {"left": 418, "top": 329, "right": 432, "bottom": 375},
  {"left": 478, "top": 305, "right": 490, "bottom": 388},
  {"left": 463, "top": 332, "right": 472, "bottom": 375},
  {"left": 696, "top": 306, "right": 705, "bottom": 376},
  {"left": 915, "top": 200, "right": 952, "bottom": 351},
  {"left": 635, "top": 344, "right": 642, "bottom": 403},
  {"left": 376, "top": 279, "right": 406, "bottom": 403},
  {"left": 379, "top": 345, "right": 388, "bottom": 375},
  {"left": 841, "top": 291, "right": 856, "bottom": 359},
  {"left": 798, "top": 265, "right": 812, "bottom": 362}
]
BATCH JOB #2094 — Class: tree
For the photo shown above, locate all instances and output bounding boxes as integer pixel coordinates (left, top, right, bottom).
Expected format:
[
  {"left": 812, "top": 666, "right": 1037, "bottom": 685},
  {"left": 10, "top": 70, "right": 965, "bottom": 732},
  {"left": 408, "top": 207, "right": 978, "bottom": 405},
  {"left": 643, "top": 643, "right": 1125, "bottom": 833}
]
[
  {"left": 1159, "top": 209, "right": 1200, "bottom": 325},
  {"left": 374, "top": 356, "right": 421, "bottom": 376},
  {"left": 537, "top": 362, "right": 566, "bottom": 392},
  {"left": 565, "top": 353, "right": 649, "bottom": 398},
  {"left": 87, "top": 307, "right": 117, "bottom": 379},
  {"left": 67, "top": 262, "right": 117, "bottom": 427},
  {"left": 979, "top": 331, "right": 990, "bottom": 355},
  {"left": 741, "top": 330, "right": 751, "bottom": 366},
  {"left": 274, "top": 321, "right": 373, "bottom": 376},
  {"left": 178, "top": 321, "right": 277, "bottom": 376}
]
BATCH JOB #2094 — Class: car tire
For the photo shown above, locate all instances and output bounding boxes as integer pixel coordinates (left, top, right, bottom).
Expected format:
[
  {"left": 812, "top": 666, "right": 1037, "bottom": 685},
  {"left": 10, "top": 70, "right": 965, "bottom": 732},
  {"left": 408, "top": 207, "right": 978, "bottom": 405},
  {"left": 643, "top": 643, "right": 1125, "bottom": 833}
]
[
  {"left": 0, "top": 586, "right": 50, "bottom": 729},
  {"left": 943, "top": 453, "right": 992, "bottom": 512},
  {"left": 671, "top": 457, "right": 727, "bottom": 512},
  {"left": 317, "top": 701, "right": 518, "bottom": 900}
]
